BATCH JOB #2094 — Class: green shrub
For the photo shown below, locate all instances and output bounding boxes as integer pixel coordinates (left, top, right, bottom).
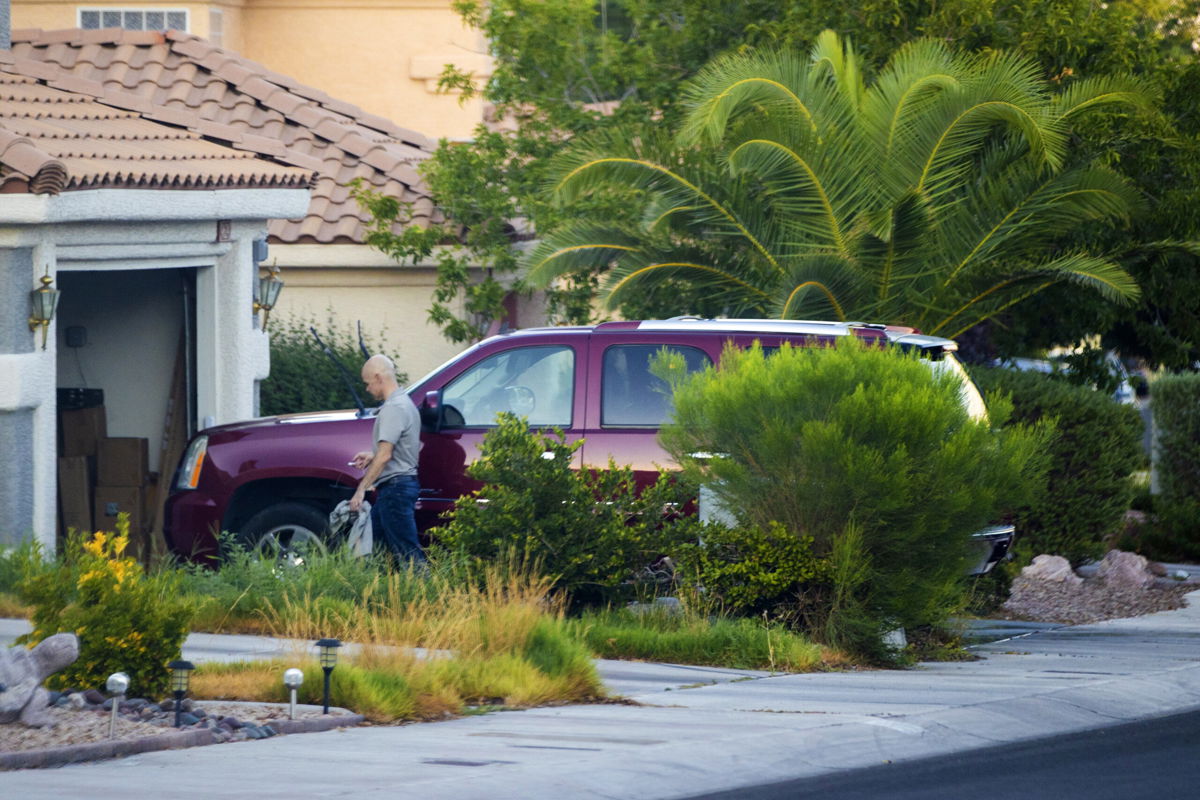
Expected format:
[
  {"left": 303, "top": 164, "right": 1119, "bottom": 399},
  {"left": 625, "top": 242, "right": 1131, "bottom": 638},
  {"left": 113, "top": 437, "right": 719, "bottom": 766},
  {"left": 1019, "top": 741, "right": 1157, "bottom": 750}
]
[
  {"left": 0, "top": 537, "right": 44, "bottom": 595},
  {"left": 261, "top": 313, "right": 405, "bottom": 416},
  {"left": 673, "top": 520, "right": 830, "bottom": 619},
  {"left": 436, "top": 413, "right": 696, "bottom": 602},
  {"left": 1146, "top": 373, "right": 1200, "bottom": 558},
  {"left": 658, "top": 340, "right": 1046, "bottom": 661},
  {"left": 16, "top": 515, "right": 194, "bottom": 697},
  {"left": 970, "top": 366, "right": 1144, "bottom": 563}
]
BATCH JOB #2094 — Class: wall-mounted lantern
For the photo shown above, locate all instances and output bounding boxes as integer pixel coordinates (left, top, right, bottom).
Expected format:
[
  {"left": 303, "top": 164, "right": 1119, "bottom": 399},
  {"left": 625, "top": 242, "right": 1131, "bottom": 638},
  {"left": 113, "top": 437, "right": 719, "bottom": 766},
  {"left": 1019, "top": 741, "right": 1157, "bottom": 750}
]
[
  {"left": 28, "top": 268, "right": 60, "bottom": 350},
  {"left": 254, "top": 265, "right": 284, "bottom": 331}
]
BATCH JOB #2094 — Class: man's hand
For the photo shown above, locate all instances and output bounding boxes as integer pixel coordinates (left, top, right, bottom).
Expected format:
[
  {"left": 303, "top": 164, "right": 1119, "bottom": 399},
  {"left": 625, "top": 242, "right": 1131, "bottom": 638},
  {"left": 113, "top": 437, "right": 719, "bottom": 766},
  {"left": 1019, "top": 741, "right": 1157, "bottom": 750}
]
[
  {"left": 351, "top": 451, "right": 371, "bottom": 470},
  {"left": 350, "top": 442, "right": 393, "bottom": 514}
]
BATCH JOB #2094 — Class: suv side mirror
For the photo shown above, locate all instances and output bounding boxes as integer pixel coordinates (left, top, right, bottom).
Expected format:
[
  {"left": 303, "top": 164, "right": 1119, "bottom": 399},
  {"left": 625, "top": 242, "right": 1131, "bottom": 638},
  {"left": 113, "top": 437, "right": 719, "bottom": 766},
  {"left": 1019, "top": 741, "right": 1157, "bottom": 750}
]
[
  {"left": 420, "top": 390, "right": 465, "bottom": 432},
  {"left": 420, "top": 391, "right": 444, "bottom": 432}
]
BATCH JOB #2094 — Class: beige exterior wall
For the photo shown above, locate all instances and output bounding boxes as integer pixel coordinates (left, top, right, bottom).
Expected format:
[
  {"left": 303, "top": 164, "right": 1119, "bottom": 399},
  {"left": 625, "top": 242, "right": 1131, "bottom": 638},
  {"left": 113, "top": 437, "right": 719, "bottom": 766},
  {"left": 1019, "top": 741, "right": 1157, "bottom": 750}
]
[
  {"left": 14, "top": 0, "right": 492, "bottom": 141},
  {"left": 268, "top": 244, "right": 552, "bottom": 389},
  {"left": 267, "top": 244, "right": 468, "bottom": 387},
  {"left": 240, "top": 0, "right": 489, "bottom": 140}
]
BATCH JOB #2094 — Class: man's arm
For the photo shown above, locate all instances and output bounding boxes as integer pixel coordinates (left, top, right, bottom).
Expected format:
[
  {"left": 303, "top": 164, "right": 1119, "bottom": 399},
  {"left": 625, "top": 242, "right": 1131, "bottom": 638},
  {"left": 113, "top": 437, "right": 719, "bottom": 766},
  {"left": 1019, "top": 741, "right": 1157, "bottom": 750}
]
[{"left": 350, "top": 441, "right": 393, "bottom": 512}]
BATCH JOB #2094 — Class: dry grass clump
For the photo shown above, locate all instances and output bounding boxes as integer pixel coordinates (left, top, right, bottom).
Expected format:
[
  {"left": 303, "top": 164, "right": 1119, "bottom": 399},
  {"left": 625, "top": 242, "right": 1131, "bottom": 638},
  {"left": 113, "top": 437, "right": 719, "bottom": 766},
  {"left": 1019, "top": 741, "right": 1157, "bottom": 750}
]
[{"left": 191, "top": 560, "right": 602, "bottom": 722}]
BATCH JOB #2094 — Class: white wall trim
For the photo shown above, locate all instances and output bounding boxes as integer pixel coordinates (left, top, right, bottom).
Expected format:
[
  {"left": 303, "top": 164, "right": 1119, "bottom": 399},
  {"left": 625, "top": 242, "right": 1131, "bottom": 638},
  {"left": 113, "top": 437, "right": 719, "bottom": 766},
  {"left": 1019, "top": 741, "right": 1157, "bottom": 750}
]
[{"left": 1, "top": 189, "right": 311, "bottom": 225}]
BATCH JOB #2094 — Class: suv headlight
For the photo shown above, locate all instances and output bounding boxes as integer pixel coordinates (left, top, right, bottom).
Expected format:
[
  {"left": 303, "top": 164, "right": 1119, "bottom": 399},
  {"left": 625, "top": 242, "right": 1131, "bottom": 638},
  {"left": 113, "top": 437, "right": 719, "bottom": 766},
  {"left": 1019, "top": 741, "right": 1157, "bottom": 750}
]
[{"left": 175, "top": 435, "right": 208, "bottom": 490}]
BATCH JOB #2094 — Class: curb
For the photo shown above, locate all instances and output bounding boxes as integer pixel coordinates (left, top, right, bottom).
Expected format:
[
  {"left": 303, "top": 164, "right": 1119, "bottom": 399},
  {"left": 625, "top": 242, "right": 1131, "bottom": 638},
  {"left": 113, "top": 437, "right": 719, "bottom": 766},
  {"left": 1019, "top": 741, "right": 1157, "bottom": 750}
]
[{"left": 0, "top": 713, "right": 366, "bottom": 771}]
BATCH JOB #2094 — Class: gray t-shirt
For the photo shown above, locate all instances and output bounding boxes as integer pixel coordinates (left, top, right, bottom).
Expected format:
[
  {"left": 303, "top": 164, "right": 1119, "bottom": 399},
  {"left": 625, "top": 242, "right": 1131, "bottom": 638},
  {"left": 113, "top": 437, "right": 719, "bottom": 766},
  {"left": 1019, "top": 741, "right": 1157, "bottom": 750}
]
[{"left": 372, "top": 388, "right": 421, "bottom": 483}]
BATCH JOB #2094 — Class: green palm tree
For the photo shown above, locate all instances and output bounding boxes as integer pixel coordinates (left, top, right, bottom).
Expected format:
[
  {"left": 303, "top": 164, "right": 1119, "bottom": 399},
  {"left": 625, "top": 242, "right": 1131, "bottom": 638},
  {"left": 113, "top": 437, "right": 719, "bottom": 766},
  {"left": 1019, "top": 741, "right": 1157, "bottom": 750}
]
[{"left": 524, "top": 31, "right": 1149, "bottom": 337}]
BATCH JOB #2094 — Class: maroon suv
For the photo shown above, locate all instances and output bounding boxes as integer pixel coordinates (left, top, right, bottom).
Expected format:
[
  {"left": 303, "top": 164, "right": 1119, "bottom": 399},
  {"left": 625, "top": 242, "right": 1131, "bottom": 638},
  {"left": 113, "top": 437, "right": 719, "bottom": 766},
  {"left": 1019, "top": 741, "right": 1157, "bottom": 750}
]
[{"left": 164, "top": 317, "right": 1012, "bottom": 571}]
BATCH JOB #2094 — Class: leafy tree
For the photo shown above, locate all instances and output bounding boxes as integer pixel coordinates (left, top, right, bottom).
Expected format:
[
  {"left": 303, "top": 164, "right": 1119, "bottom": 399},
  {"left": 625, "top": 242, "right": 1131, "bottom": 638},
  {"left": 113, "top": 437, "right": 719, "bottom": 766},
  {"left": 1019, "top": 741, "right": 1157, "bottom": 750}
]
[
  {"left": 359, "top": 0, "right": 1199, "bottom": 364},
  {"left": 525, "top": 34, "right": 1146, "bottom": 336}
]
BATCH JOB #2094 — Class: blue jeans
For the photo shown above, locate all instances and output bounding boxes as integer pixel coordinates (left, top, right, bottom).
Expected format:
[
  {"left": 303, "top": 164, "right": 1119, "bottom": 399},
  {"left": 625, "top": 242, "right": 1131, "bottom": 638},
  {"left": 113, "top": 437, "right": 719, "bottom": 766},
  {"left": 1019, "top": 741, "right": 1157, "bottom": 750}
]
[{"left": 371, "top": 475, "right": 426, "bottom": 564}]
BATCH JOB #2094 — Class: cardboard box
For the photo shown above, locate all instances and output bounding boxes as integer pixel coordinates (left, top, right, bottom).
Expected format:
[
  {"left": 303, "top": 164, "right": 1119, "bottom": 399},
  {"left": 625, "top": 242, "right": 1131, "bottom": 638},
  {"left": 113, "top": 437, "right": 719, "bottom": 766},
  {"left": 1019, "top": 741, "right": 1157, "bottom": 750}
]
[
  {"left": 98, "top": 437, "right": 149, "bottom": 487},
  {"left": 60, "top": 406, "right": 107, "bottom": 458},
  {"left": 93, "top": 486, "right": 144, "bottom": 537},
  {"left": 57, "top": 456, "right": 93, "bottom": 535}
]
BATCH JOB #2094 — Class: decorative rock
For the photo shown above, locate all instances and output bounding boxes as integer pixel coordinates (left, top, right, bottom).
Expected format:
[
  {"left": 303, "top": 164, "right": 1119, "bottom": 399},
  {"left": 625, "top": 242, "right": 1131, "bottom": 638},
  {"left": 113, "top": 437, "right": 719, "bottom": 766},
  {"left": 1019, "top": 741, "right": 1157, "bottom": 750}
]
[
  {"left": 1020, "top": 555, "right": 1083, "bottom": 586},
  {"left": 177, "top": 712, "right": 200, "bottom": 726},
  {"left": 1096, "top": 550, "right": 1156, "bottom": 589},
  {"left": 219, "top": 716, "right": 243, "bottom": 730},
  {"left": 0, "top": 633, "right": 81, "bottom": 727},
  {"left": 191, "top": 707, "right": 207, "bottom": 719},
  {"left": 82, "top": 688, "right": 105, "bottom": 706},
  {"left": 262, "top": 725, "right": 277, "bottom": 737},
  {"left": 66, "top": 692, "right": 87, "bottom": 710}
]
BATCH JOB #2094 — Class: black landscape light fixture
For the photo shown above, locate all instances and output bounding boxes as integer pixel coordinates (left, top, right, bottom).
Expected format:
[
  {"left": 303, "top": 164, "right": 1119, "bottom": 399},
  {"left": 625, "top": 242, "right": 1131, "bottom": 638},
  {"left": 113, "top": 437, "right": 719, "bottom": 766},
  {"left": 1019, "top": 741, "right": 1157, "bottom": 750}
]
[
  {"left": 28, "top": 267, "right": 60, "bottom": 350},
  {"left": 106, "top": 672, "right": 129, "bottom": 740},
  {"left": 167, "top": 660, "right": 195, "bottom": 727},
  {"left": 315, "top": 638, "right": 341, "bottom": 714},
  {"left": 253, "top": 263, "right": 285, "bottom": 331},
  {"left": 283, "top": 667, "right": 304, "bottom": 720}
]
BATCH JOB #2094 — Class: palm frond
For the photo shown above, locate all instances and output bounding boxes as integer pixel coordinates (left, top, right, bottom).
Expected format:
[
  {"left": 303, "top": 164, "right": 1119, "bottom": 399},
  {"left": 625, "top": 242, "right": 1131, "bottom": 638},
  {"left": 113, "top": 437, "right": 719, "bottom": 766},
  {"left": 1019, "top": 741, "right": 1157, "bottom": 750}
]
[
  {"left": 522, "top": 222, "right": 646, "bottom": 287},
  {"left": 1054, "top": 74, "right": 1157, "bottom": 121},
  {"left": 603, "top": 259, "right": 774, "bottom": 313},
  {"left": 927, "top": 252, "right": 1140, "bottom": 336}
]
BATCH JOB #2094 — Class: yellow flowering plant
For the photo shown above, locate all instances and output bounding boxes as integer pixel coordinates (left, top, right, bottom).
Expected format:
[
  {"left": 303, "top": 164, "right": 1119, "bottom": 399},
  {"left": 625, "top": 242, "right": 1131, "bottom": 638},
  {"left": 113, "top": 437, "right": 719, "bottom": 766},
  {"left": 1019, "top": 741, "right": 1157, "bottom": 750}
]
[{"left": 16, "top": 514, "right": 195, "bottom": 698}]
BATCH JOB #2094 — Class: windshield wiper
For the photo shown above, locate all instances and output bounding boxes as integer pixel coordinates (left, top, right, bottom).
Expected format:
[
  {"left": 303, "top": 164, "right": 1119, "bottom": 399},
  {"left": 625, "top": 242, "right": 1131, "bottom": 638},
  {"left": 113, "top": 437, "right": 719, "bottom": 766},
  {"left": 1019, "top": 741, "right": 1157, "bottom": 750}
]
[
  {"left": 357, "top": 320, "right": 370, "bottom": 361},
  {"left": 309, "top": 326, "right": 368, "bottom": 418}
]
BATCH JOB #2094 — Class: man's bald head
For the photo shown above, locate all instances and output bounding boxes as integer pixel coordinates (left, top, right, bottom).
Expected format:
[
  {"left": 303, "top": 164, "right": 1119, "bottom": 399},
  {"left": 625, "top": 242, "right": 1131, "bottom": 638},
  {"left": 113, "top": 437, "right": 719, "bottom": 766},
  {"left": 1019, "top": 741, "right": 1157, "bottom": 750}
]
[
  {"left": 362, "top": 354, "right": 396, "bottom": 380},
  {"left": 362, "top": 354, "right": 399, "bottom": 400}
]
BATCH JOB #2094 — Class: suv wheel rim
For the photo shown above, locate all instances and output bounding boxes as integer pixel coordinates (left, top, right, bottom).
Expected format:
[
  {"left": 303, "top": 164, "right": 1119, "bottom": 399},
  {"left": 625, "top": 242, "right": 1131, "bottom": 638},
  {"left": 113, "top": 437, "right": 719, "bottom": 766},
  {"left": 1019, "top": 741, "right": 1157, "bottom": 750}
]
[{"left": 253, "top": 524, "right": 327, "bottom": 567}]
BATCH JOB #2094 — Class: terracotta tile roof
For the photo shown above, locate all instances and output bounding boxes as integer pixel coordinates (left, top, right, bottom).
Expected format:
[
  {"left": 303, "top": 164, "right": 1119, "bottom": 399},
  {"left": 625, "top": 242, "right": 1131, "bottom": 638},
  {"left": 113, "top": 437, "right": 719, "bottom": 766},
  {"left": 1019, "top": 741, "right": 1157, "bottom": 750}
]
[
  {"left": 0, "top": 69, "right": 312, "bottom": 195},
  {"left": 8, "top": 28, "right": 439, "bottom": 244}
]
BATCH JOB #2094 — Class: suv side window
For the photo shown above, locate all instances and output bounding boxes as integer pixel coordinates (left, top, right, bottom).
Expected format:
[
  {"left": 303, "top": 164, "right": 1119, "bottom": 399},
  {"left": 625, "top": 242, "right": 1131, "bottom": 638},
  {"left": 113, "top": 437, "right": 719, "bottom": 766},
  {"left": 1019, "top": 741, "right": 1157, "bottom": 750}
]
[
  {"left": 442, "top": 345, "right": 575, "bottom": 427},
  {"left": 602, "top": 344, "right": 711, "bottom": 427}
]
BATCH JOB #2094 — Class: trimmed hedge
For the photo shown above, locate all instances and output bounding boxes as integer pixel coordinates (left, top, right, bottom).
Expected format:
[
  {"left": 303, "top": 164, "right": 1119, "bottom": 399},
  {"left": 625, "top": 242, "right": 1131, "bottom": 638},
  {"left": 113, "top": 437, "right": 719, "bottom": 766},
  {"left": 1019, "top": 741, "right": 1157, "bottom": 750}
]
[
  {"left": 970, "top": 367, "right": 1143, "bottom": 563},
  {"left": 1150, "top": 373, "right": 1200, "bottom": 557}
]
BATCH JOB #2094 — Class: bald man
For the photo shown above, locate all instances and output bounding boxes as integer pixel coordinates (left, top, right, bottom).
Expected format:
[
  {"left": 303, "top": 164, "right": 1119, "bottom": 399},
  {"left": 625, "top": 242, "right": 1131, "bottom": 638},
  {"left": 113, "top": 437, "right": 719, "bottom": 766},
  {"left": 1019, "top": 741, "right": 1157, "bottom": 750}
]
[{"left": 350, "top": 354, "right": 426, "bottom": 564}]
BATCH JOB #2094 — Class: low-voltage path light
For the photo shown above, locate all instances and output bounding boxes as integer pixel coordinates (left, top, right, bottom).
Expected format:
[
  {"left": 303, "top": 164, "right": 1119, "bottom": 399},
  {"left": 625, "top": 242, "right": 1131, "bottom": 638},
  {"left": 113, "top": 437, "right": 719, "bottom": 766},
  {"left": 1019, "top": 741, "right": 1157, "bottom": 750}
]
[
  {"left": 106, "top": 672, "right": 129, "bottom": 740},
  {"left": 283, "top": 668, "right": 304, "bottom": 720},
  {"left": 167, "top": 660, "right": 195, "bottom": 728},
  {"left": 315, "top": 638, "right": 341, "bottom": 715}
]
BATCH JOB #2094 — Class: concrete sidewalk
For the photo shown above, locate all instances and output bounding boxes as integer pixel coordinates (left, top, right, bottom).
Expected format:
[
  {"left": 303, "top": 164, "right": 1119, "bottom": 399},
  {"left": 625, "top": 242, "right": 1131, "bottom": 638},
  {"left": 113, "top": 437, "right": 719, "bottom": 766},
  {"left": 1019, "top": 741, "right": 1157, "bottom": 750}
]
[{"left": 3, "top": 593, "right": 1200, "bottom": 798}]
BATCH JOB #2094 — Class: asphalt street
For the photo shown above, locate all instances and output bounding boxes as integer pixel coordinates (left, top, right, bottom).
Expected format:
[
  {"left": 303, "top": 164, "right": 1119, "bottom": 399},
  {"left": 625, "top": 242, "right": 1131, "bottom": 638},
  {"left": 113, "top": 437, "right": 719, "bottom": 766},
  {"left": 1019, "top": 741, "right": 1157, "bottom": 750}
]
[{"left": 689, "top": 709, "right": 1200, "bottom": 800}]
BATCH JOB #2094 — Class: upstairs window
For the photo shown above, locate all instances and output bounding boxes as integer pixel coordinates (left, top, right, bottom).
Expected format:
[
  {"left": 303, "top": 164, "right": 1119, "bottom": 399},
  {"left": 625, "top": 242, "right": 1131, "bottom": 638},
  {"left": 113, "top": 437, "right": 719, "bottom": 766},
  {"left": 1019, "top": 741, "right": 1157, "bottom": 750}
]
[{"left": 78, "top": 9, "right": 189, "bottom": 31}]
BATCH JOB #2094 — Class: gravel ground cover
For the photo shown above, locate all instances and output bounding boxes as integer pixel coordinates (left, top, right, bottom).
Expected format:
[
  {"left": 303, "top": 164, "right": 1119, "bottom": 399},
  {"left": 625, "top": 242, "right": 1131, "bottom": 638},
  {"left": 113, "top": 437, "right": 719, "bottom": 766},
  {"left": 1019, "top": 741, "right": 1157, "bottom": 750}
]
[
  {"left": 0, "top": 697, "right": 354, "bottom": 755},
  {"left": 1002, "top": 577, "right": 1194, "bottom": 625}
]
